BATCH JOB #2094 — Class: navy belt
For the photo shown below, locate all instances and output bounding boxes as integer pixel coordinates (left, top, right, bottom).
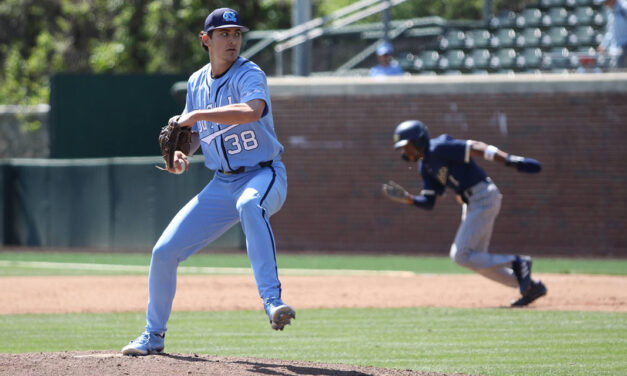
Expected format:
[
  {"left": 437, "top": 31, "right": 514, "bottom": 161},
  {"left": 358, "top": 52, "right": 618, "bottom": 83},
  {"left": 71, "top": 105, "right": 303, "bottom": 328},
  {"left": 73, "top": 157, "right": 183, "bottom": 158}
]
[
  {"left": 219, "top": 160, "right": 273, "bottom": 175},
  {"left": 461, "top": 177, "right": 491, "bottom": 201}
]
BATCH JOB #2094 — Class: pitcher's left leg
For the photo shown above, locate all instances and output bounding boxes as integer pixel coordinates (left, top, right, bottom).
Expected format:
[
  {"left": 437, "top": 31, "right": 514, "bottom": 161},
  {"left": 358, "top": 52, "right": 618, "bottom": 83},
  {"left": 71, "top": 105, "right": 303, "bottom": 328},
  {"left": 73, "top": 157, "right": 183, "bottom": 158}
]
[
  {"left": 236, "top": 164, "right": 287, "bottom": 299},
  {"left": 235, "top": 163, "right": 294, "bottom": 330}
]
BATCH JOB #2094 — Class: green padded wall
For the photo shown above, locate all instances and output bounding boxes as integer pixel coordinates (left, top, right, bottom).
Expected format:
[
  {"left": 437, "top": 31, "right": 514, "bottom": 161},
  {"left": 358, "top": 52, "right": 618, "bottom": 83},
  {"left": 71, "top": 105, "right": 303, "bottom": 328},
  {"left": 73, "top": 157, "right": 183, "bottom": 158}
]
[
  {"left": 49, "top": 73, "right": 188, "bottom": 158},
  {"left": 3, "top": 157, "right": 244, "bottom": 250}
]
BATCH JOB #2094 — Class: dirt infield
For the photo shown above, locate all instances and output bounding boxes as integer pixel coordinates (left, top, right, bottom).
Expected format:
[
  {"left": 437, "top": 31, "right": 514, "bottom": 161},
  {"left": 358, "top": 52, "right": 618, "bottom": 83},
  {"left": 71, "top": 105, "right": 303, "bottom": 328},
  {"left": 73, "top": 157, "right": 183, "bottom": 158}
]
[
  {"left": 1, "top": 273, "right": 626, "bottom": 315},
  {"left": 2, "top": 273, "right": 626, "bottom": 375}
]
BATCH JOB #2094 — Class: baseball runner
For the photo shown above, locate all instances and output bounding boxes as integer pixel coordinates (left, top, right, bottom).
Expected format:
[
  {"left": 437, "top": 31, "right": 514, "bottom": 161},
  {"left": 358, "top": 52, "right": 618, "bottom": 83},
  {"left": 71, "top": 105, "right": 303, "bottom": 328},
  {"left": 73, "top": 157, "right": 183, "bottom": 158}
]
[
  {"left": 122, "top": 8, "right": 294, "bottom": 356},
  {"left": 382, "top": 120, "right": 547, "bottom": 307}
]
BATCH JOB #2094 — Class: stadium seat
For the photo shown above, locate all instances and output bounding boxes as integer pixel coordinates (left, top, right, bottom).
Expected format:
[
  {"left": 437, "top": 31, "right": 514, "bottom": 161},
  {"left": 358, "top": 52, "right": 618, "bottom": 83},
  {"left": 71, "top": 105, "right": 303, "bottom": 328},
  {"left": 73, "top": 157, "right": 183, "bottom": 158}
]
[
  {"left": 464, "top": 49, "right": 491, "bottom": 70},
  {"left": 595, "top": 53, "right": 611, "bottom": 69},
  {"left": 569, "top": 6, "right": 594, "bottom": 26},
  {"left": 573, "top": 46, "right": 597, "bottom": 56},
  {"left": 516, "top": 48, "right": 543, "bottom": 70},
  {"left": 488, "top": 10, "right": 517, "bottom": 29},
  {"left": 538, "top": 0, "right": 552, "bottom": 9},
  {"left": 541, "top": 27, "right": 569, "bottom": 47},
  {"left": 464, "top": 29, "right": 491, "bottom": 49},
  {"left": 414, "top": 50, "right": 440, "bottom": 71},
  {"left": 576, "top": 0, "right": 595, "bottom": 7},
  {"left": 439, "top": 29, "right": 466, "bottom": 50},
  {"left": 489, "top": 48, "right": 517, "bottom": 70},
  {"left": 516, "top": 27, "right": 542, "bottom": 48},
  {"left": 398, "top": 53, "right": 417, "bottom": 72},
  {"left": 568, "top": 25, "right": 597, "bottom": 47},
  {"left": 564, "top": 0, "right": 577, "bottom": 8},
  {"left": 542, "top": 7, "right": 569, "bottom": 27},
  {"left": 539, "top": 0, "right": 576, "bottom": 8},
  {"left": 544, "top": 47, "right": 574, "bottom": 69},
  {"left": 438, "top": 49, "right": 465, "bottom": 71},
  {"left": 490, "top": 28, "right": 517, "bottom": 49},
  {"left": 516, "top": 8, "right": 543, "bottom": 28},
  {"left": 592, "top": 9, "right": 606, "bottom": 27}
]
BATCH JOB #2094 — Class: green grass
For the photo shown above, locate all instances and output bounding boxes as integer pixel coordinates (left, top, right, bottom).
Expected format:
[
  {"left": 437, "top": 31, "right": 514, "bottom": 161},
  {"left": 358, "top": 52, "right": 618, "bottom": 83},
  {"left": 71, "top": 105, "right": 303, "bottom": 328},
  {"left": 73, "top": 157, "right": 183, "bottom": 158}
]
[
  {"left": 1, "top": 250, "right": 626, "bottom": 375},
  {"left": 0, "top": 308, "right": 625, "bottom": 376},
  {"left": 0, "top": 250, "right": 626, "bottom": 276}
]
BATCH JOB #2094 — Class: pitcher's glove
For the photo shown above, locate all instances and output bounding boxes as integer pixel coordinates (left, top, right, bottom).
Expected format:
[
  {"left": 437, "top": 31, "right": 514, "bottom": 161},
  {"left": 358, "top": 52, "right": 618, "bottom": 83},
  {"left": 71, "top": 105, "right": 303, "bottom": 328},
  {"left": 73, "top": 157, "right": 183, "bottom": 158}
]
[
  {"left": 505, "top": 155, "right": 542, "bottom": 173},
  {"left": 157, "top": 117, "right": 191, "bottom": 171},
  {"left": 382, "top": 181, "right": 414, "bottom": 205}
]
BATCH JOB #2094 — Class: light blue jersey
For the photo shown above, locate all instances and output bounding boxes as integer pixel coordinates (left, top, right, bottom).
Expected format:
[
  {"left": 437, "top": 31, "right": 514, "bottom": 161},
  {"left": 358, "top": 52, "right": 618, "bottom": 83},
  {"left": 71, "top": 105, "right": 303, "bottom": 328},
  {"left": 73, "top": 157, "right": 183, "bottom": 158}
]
[
  {"left": 123, "top": 8, "right": 295, "bottom": 354},
  {"left": 185, "top": 57, "right": 283, "bottom": 171},
  {"left": 369, "top": 61, "right": 404, "bottom": 77},
  {"left": 142, "top": 57, "right": 289, "bottom": 335}
]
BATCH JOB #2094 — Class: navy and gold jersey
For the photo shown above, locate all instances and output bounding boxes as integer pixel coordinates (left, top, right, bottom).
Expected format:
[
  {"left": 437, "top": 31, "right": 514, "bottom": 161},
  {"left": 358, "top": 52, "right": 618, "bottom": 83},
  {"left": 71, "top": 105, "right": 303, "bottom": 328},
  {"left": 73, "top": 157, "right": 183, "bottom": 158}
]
[{"left": 419, "top": 134, "right": 487, "bottom": 197}]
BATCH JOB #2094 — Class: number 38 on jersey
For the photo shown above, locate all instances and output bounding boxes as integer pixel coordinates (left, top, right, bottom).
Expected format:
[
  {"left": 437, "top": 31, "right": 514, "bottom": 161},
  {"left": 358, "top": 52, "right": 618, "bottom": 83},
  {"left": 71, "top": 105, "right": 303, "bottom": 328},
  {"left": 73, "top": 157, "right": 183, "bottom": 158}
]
[{"left": 224, "top": 130, "right": 259, "bottom": 155}]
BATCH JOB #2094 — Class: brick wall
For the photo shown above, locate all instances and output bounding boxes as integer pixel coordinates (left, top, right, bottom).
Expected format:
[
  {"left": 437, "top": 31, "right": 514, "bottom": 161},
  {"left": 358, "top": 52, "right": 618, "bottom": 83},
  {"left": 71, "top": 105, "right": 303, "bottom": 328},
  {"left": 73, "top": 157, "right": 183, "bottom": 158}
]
[{"left": 267, "top": 74, "right": 627, "bottom": 257}]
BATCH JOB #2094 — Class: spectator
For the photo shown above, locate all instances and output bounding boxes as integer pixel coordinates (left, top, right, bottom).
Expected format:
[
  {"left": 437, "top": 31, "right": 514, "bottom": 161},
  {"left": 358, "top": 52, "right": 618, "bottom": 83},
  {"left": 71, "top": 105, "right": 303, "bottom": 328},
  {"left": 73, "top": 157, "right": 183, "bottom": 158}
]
[
  {"left": 595, "top": 0, "right": 627, "bottom": 69},
  {"left": 369, "top": 42, "right": 404, "bottom": 77},
  {"left": 576, "top": 56, "right": 602, "bottom": 73}
]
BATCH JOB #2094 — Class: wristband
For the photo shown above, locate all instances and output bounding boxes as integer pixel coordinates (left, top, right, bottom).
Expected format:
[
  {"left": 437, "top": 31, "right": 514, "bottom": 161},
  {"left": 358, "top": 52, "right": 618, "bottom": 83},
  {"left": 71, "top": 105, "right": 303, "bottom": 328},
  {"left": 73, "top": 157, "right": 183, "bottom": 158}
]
[{"left": 484, "top": 145, "right": 499, "bottom": 161}]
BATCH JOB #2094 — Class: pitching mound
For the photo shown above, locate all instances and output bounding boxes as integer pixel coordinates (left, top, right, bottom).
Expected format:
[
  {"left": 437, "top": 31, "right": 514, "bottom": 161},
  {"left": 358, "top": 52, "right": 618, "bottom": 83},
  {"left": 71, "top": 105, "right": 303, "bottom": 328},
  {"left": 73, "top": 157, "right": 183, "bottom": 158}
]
[{"left": 0, "top": 351, "right": 470, "bottom": 376}]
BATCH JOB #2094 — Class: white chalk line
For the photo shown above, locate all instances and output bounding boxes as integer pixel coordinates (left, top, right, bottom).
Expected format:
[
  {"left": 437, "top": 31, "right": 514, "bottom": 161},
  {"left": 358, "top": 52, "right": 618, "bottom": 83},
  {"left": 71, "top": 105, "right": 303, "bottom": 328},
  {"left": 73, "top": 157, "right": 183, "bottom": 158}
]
[{"left": 0, "top": 260, "right": 415, "bottom": 277}]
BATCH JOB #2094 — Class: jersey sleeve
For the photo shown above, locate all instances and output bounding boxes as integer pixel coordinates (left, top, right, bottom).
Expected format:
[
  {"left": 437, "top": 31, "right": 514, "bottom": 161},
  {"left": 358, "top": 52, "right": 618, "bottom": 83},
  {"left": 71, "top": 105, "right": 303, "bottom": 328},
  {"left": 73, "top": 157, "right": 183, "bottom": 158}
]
[
  {"left": 420, "top": 166, "right": 445, "bottom": 196},
  {"left": 238, "top": 70, "right": 270, "bottom": 117},
  {"left": 185, "top": 79, "right": 200, "bottom": 133},
  {"left": 432, "top": 138, "right": 469, "bottom": 163}
]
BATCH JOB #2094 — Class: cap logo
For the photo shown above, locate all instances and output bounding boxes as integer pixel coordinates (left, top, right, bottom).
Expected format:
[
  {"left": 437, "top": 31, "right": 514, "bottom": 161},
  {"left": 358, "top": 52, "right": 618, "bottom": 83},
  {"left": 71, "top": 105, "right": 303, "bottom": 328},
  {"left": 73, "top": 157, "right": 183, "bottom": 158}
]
[
  {"left": 393, "top": 134, "right": 400, "bottom": 142},
  {"left": 223, "top": 11, "right": 237, "bottom": 23}
]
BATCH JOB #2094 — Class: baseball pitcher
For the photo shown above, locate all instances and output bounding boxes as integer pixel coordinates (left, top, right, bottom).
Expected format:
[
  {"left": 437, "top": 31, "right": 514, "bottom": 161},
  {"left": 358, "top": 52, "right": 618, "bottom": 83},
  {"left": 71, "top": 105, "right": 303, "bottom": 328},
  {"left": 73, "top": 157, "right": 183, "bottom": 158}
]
[
  {"left": 382, "top": 120, "right": 547, "bottom": 307},
  {"left": 123, "top": 8, "right": 294, "bottom": 356}
]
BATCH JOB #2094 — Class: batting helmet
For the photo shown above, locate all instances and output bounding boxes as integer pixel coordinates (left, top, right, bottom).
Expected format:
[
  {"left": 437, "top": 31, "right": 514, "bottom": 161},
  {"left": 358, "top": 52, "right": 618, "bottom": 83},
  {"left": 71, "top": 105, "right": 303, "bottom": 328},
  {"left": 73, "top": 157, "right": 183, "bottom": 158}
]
[{"left": 393, "top": 120, "right": 430, "bottom": 150}]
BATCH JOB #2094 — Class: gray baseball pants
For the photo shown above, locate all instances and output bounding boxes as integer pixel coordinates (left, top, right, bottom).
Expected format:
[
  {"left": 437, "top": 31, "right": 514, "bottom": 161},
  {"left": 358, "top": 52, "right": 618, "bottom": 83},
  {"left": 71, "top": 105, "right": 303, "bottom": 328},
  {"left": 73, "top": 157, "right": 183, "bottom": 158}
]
[{"left": 449, "top": 180, "right": 518, "bottom": 288}]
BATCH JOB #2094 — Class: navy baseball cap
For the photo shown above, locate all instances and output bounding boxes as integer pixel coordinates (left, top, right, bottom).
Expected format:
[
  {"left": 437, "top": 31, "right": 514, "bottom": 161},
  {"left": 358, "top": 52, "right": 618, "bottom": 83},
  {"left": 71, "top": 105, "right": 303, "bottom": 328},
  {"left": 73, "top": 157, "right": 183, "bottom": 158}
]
[{"left": 204, "top": 8, "right": 249, "bottom": 33}]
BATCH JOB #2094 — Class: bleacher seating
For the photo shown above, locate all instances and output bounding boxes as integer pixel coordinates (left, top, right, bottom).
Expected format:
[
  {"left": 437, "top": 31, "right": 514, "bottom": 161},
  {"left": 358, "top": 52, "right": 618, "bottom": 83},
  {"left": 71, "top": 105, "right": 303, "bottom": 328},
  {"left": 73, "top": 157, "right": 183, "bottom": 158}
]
[
  {"left": 490, "top": 28, "right": 517, "bottom": 49},
  {"left": 539, "top": 0, "right": 577, "bottom": 8},
  {"left": 570, "top": 6, "right": 595, "bottom": 26},
  {"left": 440, "top": 50, "right": 466, "bottom": 71},
  {"left": 516, "top": 27, "right": 542, "bottom": 48},
  {"left": 464, "top": 49, "right": 491, "bottom": 70},
  {"left": 439, "top": 29, "right": 466, "bottom": 50},
  {"left": 489, "top": 48, "right": 517, "bottom": 70},
  {"left": 541, "top": 27, "right": 569, "bottom": 48},
  {"left": 592, "top": 9, "right": 606, "bottom": 27},
  {"left": 516, "top": 8, "right": 543, "bottom": 28},
  {"left": 488, "top": 10, "right": 517, "bottom": 29},
  {"left": 393, "top": 0, "right": 607, "bottom": 75},
  {"left": 413, "top": 50, "right": 440, "bottom": 72},
  {"left": 516, "top": 48, "right": 543, "bottom": 70},
  {"left": 464, "top": 29, "right": 491, "bottom": 49},
  {"left": 542, "top": 7, "right": 569, "bottom": 27},
  {"left": 568, "top": 25, "right": 598, "bottom": 47},
  {"left": 544, "top": 47, "right": 574, "bottom": 69}
]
